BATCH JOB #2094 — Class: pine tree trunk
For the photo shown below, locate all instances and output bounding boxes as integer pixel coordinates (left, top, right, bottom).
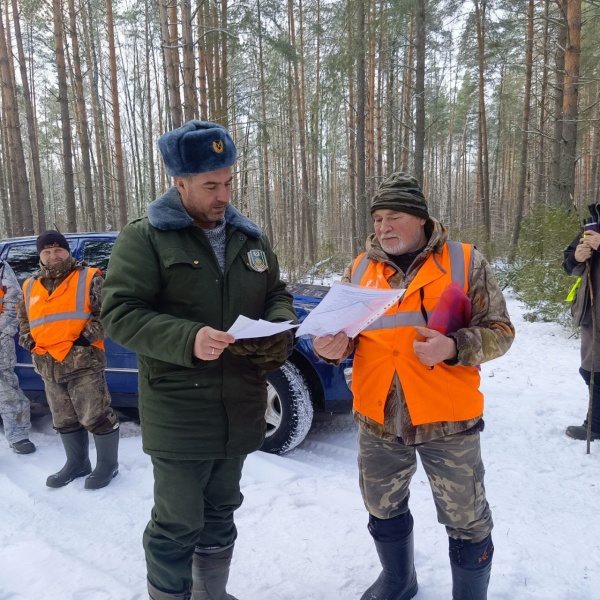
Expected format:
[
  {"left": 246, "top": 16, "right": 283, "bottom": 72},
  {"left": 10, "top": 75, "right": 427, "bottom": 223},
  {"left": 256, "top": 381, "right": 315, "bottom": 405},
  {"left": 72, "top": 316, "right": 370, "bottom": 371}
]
[
  {"left": 510, "top": 0, "right": 534, "bottom": 259},
  {"left": 67, "top": 0, "right": 96, "bottom": 230},
  {"left": 474, "top": 0, "right": 491, "bottom": 241},
  {"left": 414, "top": 0, "right": 426, "bottom": 184},
  {"left": 106, "top": 0, "right": 128, "bottom": 228},
  {"left": 556, "top": 0, "right": 582, "bottom": 210},
  {"left": 181, "top": 0, "right": 197, "bottom": 122},
  {"left": 145, "top": 0, "right": 156, "bottom": 202},
  {"left": 11, "top": 0, "right": 46, "bottom": 232},
  {"left": 52, "top": 0, "right": 77, "bottom": 231}
]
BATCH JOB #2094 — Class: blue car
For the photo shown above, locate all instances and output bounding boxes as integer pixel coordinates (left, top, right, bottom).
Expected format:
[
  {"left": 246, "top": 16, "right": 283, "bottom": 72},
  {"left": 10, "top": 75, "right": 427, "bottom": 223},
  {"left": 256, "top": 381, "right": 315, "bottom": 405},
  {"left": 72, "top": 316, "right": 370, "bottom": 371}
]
[{"left": 0, "top": 233, "right": 353, "bottom": 454}]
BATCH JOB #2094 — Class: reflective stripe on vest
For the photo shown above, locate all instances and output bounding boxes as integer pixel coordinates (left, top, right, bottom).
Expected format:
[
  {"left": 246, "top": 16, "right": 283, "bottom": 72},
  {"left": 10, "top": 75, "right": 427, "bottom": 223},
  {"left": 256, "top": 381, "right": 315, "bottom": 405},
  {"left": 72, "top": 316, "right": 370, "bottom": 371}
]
[
  {"left": 23, "top": 267, "right": 104, "bottom": 361},
  {"left": 349, "top": 241, "right": 482, "bottom": 426},
  {"left": 25, "top": 268, "right": 92, "bottom": 328},
  {"left": 351, "top": 241, "right": 471, "bottom": 331}
]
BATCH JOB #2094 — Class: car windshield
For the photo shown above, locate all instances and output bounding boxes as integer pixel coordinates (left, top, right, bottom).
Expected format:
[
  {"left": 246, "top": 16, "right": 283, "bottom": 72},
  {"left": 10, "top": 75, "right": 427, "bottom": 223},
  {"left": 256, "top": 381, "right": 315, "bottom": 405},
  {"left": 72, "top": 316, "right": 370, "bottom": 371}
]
[{"left": 5, "top": 243, "right": 40, "bottom": 285}]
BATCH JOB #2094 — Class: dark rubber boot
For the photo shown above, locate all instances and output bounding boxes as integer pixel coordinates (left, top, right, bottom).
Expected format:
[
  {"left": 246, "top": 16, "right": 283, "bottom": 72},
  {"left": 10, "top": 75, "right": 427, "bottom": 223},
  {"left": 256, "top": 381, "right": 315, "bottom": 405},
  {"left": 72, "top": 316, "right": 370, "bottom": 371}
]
[
  {"left": 85, "top": 428, "right": 119, "bottom": 489},
  {"left": 449, "top": 535, "right": 494, "bottom": 600},
  {"left": 565, "top": 425, "right": 600, "bottom": 440},
  {"left": 147, "top": 580, "right": 191, "bottom": 599},
  {"left": 569, "top": 369, "right": 600, "bottom": 438},
  {"left": 46, "top": 428, "right": 92, "bottom": 488},
  {"left": 192, "top": 545, "right": 239, "bottom": 600},
  {"left": 11, "top": 438, "right": 36, "bottom": 454},
  {"left": 361, "top": 512, "right": 418, "bottom": 600}
]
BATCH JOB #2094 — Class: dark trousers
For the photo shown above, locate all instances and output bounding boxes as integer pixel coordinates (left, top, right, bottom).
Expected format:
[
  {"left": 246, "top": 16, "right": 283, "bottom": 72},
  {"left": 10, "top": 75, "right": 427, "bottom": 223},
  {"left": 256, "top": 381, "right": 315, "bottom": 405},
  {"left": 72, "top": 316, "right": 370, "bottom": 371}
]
[
  {"left": 144, "top": 455, "right": 246, "bottom": 594},
  {"left": 579, "top": 368, "right": 600, "bottom": 432}
]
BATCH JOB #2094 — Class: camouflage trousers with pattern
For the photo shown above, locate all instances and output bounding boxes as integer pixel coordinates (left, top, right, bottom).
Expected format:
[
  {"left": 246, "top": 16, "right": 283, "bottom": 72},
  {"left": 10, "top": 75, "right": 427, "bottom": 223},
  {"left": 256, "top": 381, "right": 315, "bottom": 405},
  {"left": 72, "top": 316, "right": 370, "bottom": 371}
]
[
  {"left": 358, "top": 427, "right": 493, "bottom": 542},
  {"left": 0, "top": 334, "right": 31, "bottom": 445},
  {"left": 43, "top": 369, "right": 119, "bottom": 435}
]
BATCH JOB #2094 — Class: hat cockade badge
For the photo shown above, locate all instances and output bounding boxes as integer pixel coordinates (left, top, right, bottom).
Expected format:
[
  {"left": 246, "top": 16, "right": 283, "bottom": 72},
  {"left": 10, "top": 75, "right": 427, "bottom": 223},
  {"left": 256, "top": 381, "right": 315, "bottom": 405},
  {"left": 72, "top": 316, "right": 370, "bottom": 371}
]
[{"left": 212, "top": 140, "right": 225, "bottom": 154}]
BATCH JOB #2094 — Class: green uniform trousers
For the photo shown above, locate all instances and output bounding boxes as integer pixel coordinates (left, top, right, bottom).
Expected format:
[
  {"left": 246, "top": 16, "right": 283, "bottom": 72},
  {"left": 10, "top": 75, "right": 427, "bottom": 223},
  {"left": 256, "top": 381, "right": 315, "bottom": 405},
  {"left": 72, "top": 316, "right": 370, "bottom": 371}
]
[{"left": 144, "top": 455, "right": 246, "bottom": 594}]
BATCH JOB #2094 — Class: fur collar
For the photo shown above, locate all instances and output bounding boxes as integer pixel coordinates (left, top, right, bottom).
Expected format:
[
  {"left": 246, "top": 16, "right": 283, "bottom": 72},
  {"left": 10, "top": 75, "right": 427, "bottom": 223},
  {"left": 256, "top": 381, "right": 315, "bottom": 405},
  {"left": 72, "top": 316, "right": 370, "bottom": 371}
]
[{"left": 147, "top": 186, "right": 262, "bottom": 239}]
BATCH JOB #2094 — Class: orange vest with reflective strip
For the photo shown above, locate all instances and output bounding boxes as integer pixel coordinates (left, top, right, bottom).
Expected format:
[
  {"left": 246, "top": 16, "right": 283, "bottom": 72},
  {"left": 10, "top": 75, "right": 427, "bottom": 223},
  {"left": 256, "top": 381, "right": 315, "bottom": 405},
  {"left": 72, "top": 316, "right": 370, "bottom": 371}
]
[
  {"left": 0, "top": 287, "right": 4, "bottom": 315},
  {"left": 23, "top": 267, "right": 105, "bottom": 362},
  {"left": 350, "top": 241, "right": 483, "bottom": 426}
]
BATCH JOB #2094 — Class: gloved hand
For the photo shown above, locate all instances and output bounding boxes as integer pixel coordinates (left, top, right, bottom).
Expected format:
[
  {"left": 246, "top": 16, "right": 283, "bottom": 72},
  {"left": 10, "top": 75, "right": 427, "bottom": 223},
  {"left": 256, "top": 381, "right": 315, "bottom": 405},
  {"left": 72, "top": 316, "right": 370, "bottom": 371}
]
[
  {"left": 72, "top": 335, "right": 91, "bottom": 347},
  {"left": 229, "top": 331, "right": 294, "bottom": 367}
]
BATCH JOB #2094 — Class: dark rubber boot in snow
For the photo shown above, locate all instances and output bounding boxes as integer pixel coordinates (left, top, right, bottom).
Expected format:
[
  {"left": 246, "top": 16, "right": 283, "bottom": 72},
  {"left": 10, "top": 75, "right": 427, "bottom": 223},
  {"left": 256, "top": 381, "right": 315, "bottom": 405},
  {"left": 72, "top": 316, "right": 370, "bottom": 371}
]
[
  {"left": 567, "top": 369, "right": 600, "bottom": 440},
  {"left": 192, "top": 545, "right": 239, "bottom": 600},
  {"left": 46, "top": 428, "right": 92, "bottom": 488},
  {"left": 565, "top": 425, "right": 600, "bottom": 440},
  {"left": 11, "top": 438, "right": 36, "bottom": 454},
  {"left": 147, "top": 580, "right": 191, "bottom": 600},
  {"left": 361, "top": 512, "right": 418, "bottom": 600},
  {"left": 449, "top": 535, "right": 494, "bottom": 600},
  {"left": 85, "top": 428, "right": 119, "bottom": 489}
]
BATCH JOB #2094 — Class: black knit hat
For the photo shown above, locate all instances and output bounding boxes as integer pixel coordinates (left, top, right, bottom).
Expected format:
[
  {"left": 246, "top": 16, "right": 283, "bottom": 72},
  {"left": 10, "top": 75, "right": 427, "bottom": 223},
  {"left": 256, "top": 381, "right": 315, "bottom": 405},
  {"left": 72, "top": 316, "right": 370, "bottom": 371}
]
[
  {"left": 370, "top": 172, "right": 429, "bottom": 219},
  {"left": 36, "top": 230, "right": 70, "bottom": 254}
]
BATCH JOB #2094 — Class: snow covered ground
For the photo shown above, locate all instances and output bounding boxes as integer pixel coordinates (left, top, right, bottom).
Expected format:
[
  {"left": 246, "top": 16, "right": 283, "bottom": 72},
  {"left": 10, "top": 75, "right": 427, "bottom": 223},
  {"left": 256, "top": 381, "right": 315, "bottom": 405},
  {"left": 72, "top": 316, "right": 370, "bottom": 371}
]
[{"left": 1, "top": 292, "right": 599, "bottom": 599}]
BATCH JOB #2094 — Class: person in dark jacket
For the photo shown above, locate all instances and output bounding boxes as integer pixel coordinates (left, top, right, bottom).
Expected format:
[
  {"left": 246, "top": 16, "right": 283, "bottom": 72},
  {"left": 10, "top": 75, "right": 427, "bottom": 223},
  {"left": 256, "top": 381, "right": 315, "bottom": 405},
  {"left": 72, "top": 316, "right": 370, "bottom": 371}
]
[
  {"left": 101, "top": 120, "right": 297, "bottom": 600},
  {"left": 563, "top": 229, "right": 600, "bottom": 440},
  {"left": 17, "top": 230, "right": 120, "bottom": 488}
]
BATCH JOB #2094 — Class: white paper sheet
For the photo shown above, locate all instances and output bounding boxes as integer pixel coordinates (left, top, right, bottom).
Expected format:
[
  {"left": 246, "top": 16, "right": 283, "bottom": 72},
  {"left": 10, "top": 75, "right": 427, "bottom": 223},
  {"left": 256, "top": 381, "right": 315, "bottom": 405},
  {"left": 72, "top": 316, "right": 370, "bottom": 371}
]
[
  {"left": 227, "top": 315, "right": 298, "bottom": 340},
  {"left": 295, "top": 281, "right": 405, "bottom": 338}
]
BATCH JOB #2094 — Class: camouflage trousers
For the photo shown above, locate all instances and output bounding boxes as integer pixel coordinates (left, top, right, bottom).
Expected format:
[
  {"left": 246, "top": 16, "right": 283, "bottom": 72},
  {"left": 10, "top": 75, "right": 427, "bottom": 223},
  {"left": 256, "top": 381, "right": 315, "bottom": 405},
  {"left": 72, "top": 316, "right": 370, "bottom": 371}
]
[
  {"left": 0, "top": 334, "right": 31, "bottom": 445},
  {"left": 43, "top": 369, "right": 119, "bottom": 435},
  {"left": 358, "top": 427, "right": 493, "bottom": 542}
]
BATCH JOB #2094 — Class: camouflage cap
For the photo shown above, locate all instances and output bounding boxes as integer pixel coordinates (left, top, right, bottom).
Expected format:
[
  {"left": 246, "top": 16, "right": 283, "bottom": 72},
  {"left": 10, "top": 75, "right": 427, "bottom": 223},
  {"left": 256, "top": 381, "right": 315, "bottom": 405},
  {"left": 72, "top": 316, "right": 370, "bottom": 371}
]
[{"left": 370, "top": 172, "right": 429, "bottom": 219}]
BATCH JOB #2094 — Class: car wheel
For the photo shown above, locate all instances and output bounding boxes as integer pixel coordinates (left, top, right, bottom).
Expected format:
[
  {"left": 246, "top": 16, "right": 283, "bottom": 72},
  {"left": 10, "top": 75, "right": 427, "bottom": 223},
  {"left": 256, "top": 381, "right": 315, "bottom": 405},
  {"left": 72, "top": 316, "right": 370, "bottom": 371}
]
[{"left": 261, "top": 362, "right": 314, "bottom": 455}]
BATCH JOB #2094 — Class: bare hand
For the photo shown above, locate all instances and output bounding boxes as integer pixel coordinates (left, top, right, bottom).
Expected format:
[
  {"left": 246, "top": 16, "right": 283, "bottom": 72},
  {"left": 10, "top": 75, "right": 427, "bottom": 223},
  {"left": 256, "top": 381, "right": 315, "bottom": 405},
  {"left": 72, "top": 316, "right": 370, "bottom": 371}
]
[
  {"left": 413, "top": 326, "right": 457, "bottom": 367},
  {"left": 313, "top": 332, "right": 350, "bottom": 360},
  {"left": 575, "top": 232, "right": 600, "bottom": 262},
  {"left": 194, "top": 326, "right": 235, "bottom": 361}
]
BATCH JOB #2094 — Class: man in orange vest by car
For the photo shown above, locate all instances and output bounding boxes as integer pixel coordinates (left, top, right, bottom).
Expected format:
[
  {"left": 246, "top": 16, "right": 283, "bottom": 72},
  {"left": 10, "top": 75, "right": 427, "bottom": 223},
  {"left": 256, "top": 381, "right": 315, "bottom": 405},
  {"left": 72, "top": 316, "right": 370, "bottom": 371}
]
[
  {"left": 313, "top": 173, "right": 515, "bottom": 600},
  {"left": 17, "top": 230, "right": 120, "bottom": 489},
  {"left": 0, "top": 258, "right": 36, "bottom": 454}
]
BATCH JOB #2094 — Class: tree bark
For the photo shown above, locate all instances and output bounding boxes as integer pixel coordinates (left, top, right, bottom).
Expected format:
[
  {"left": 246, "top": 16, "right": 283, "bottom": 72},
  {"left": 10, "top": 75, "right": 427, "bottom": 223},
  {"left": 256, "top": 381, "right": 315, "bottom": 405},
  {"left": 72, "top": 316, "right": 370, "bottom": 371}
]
[
  {"left": 106, "top": 0, "right": 128, "bottom": 228},
  {"left": 510, "top": 0, "right": 534, "bottom": 258},
  {"left": 414, "top": 0, "right": 426, "bottom": 184},
  {"left": 67, "top": 0, "right": 96, "bottom": 230},
  {"left": 52, "top": 0, "right": 77, "bottom": 231},
  {"left": 10, "top": 0, "right": 45, "bottom": 232}
]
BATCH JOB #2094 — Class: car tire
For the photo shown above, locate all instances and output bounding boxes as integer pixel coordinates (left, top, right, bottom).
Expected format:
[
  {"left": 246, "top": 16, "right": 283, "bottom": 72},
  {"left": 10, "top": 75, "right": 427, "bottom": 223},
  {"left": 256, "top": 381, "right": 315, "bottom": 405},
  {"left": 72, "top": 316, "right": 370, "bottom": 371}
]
[{"left": 261, "top": 362, "right": 314, "bottom": 455}]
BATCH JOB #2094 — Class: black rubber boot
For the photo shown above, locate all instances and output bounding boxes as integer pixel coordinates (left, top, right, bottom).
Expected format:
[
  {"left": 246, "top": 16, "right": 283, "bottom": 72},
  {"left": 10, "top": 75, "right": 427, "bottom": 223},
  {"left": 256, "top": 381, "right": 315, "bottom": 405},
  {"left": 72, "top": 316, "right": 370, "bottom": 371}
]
[
  {"left": 449, "top": 535, "right": 494, "bottom": 600},
  {"left": 360, "top": 512, "right": 418, "bottom": 600},
  {"left": 192, "top": 545, "right": 239, "bottom": 600},
  {"left": 147, "top": 580, "right": 191, "bottom": 599},
  {"left": 85, "top": 428, "right": 119, "bottom": 489},
  {"left": 46, "top": 428, "right": 92, "bottom": 488},
  {"left": 567, "top": 369, "right": 600, "bottom": 439},
  {"left": 11, "top": 438, "right": 36, "bottom": 454}
]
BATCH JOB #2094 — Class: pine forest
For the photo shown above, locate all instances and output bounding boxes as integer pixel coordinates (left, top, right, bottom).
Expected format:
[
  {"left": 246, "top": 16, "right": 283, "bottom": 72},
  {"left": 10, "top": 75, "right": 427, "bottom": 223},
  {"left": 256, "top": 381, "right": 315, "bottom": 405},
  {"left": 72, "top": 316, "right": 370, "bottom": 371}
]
[{"left": 0, "top": 0, "right": 599, "bottom": 313}]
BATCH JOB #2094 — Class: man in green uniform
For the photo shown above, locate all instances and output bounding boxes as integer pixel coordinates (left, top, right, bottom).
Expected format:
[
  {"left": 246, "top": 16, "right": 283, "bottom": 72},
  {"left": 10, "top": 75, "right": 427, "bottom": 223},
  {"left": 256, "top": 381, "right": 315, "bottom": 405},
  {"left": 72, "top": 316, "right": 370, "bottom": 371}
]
[{"left": 101, "top": 120, "right": 297, "bottom": 600}]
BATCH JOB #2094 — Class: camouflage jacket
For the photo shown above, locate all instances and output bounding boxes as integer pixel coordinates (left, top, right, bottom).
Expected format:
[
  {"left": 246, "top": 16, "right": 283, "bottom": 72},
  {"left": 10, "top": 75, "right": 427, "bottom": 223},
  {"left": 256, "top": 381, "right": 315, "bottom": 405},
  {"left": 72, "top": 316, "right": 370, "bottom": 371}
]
[
  {"left": 334, "top": 218, "right": 515, "bottom": 445},
  {"left": 0, "top": 260, "right": 22, "bottom": 340},
  {"left": 17, "top": 257, "right": 107, "bottom": 383}
]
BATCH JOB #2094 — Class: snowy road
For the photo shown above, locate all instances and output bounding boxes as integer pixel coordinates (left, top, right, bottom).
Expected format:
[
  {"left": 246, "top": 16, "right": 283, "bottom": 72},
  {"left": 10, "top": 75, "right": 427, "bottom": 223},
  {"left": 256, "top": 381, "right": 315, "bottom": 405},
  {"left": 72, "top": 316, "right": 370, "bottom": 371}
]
[{"left": 1, "top": 292, "right": 599, "bottom": 599}]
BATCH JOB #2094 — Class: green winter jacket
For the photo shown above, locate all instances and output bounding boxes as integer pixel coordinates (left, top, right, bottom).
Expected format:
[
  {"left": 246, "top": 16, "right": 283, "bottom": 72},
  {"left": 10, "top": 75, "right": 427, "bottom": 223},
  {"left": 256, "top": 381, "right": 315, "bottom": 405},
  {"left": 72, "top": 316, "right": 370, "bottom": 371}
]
[{"left": 100, "top": 187, "right": 297, "bottom": 459}]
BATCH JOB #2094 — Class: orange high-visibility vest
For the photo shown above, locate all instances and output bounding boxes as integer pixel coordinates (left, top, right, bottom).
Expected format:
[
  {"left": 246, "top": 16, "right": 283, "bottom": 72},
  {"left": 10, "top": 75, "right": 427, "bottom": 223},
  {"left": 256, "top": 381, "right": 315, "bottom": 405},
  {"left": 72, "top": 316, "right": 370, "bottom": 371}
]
[
  {"left": 350, "top": 241, "right": 483, "bottom": 426},
  {"left": 0, "top": 287, "right": 4, "bottom": 315},
  {"left": 23, "top": 267, "right": 105, "bottom": 362}
]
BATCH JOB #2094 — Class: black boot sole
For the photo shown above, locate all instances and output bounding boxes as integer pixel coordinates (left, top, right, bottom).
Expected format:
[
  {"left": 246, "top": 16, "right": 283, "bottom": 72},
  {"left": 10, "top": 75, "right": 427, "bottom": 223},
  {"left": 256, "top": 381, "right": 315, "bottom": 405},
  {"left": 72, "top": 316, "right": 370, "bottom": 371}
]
[{"left": 46, "top": 465, "right": 92, "bottom": 488}]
